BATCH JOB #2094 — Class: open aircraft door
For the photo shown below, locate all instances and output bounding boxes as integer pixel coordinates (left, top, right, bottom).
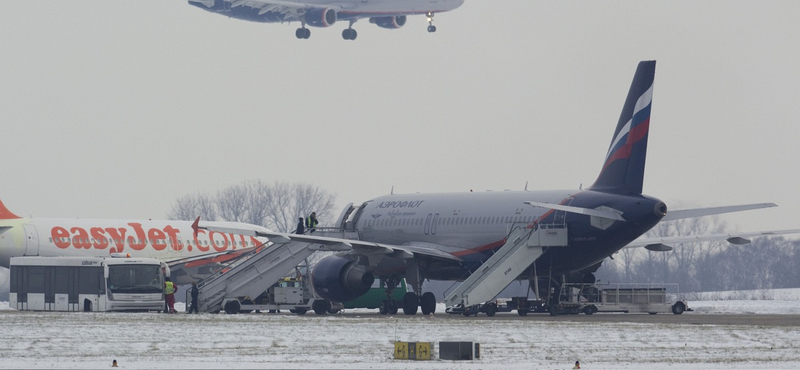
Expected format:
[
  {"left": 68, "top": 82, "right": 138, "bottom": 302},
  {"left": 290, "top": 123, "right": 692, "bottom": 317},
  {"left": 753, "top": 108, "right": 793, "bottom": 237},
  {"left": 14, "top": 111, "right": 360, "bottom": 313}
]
[{"left": 23, "top": 224, "right": 40, "bottom": 256}]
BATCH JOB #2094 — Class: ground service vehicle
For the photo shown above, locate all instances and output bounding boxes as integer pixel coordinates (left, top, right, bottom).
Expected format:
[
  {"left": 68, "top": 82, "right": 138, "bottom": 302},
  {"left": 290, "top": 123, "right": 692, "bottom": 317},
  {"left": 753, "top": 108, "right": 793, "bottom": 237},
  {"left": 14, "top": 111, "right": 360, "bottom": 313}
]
[
  {"left": 344, "top": 278, "right": 408, "bottom": 314},
  {"left": 9, "top": 255, "right": 168, "bottom": 312}
]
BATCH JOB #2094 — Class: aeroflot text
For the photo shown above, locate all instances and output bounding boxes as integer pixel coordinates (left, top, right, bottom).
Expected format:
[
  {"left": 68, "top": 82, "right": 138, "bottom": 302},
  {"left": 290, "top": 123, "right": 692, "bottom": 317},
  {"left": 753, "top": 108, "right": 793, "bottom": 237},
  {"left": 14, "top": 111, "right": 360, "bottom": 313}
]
[{"left": 50, "top": 223, "right": 261, "bottom": 254}]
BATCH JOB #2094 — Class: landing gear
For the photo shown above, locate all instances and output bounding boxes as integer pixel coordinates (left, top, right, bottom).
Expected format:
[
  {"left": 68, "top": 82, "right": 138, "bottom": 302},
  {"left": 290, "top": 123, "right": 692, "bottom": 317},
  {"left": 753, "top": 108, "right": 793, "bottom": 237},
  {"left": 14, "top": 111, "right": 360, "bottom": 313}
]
[
  {"left": 402, "top": 292, "right": 419, "bottom": 315},
  {"left": 342, "top": 21, "right": 358, "bottom": 40},
  {"left": 426, "top": 12, "right": 437, "bottom": 33},
  {"left": 420, "top": 292, "right": 436, "bottom": 315},
  {"left": 295, "top": 27, "right": 311, "bottom": 39}
]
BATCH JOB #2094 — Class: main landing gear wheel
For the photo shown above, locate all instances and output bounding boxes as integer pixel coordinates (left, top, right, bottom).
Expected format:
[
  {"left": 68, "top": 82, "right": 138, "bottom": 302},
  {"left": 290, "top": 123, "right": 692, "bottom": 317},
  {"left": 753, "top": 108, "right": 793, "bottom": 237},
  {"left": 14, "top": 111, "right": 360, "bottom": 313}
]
[
  {"left": 342, "top": 28, "right": 357, "bottom": 40},
  {"left": 402, "top": 292, "right": 419, "bottom": 315},
  {"left": 295, "top": 27, "right": 311, "bottom": 39},
  {"left": 420, "top": 292, "right": 436, "bottom": 315}
]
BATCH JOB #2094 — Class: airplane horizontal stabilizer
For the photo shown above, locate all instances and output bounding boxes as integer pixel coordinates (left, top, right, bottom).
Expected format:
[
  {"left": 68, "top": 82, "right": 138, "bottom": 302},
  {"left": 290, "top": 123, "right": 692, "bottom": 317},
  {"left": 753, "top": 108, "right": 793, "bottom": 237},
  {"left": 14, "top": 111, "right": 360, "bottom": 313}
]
[
  {"left": 661, "top": 203, "right": 777, "bottom": 221},
  {"left": 524, "top": 201, "right": 625, "bottom": 221}
]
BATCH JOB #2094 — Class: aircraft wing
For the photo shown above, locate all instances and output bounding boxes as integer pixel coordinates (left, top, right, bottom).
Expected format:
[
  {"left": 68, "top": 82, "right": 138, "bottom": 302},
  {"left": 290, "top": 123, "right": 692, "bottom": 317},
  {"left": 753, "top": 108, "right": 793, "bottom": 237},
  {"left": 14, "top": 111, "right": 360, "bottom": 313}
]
[
  {"left": 625, "top": 229, "right": 800, "bottom": 251},
  {"left": 196, "top": 224, "right": 462, "bottom": 263}
]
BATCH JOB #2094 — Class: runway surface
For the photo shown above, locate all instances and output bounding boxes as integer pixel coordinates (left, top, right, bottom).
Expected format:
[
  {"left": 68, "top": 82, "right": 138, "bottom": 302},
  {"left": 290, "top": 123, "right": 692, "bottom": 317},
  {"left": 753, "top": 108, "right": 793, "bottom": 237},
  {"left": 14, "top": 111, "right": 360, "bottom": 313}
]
[{"left": 2, "top": 305, "right": 800, "bottom": 369}]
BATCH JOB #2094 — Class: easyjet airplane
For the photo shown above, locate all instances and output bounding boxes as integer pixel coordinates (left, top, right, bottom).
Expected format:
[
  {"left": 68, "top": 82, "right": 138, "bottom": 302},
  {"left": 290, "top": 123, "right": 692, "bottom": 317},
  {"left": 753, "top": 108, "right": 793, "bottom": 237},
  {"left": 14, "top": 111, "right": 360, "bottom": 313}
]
[
  {"left": 200, "top": 60, "right": 800, "bottom": 315},
  {"left": 0, "top": 204, "right": 270, "bottom": 284},
  {"left": 188, "top": 0, "right": 465, "bottom": 40}
]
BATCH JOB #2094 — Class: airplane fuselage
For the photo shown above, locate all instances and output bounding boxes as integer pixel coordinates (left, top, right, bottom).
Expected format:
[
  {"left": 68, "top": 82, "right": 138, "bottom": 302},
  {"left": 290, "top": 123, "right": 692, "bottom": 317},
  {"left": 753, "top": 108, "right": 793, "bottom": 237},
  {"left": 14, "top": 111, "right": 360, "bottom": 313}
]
[
  {"left": 189, "top": 0, "right": 464, "bottom": 24},
  {"left": 349, "top": 189, "right": 666, "bottom": 280},
  {"left": 0, "top": 217, "right": 264, "bottom": 268}
]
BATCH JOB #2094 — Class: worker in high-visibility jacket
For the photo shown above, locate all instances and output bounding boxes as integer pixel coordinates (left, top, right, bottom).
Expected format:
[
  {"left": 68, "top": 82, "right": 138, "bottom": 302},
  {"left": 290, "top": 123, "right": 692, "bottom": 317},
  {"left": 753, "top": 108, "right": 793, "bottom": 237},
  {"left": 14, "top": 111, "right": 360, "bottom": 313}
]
[
  {"left": 305, "top": 212, "right": 319, "bottom": 234},
  {"left": 164, "top": 277, "right": 177, "bottom": 314}
]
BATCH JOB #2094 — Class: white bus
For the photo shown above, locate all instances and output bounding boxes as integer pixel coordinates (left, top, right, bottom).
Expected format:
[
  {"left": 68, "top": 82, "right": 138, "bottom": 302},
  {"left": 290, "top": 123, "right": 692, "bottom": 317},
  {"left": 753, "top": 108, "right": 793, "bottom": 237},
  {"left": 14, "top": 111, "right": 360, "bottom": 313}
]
[{"left": 9, "top": 255, "right": 169, "bottom": 312}]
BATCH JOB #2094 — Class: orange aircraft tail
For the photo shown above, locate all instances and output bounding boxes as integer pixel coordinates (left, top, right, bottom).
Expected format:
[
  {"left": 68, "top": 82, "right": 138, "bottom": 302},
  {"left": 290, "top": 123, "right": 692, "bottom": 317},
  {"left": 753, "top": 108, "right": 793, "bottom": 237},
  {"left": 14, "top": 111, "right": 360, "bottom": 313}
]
[{"left": 0, "top": 199, "right": 21, "bottom": 219}]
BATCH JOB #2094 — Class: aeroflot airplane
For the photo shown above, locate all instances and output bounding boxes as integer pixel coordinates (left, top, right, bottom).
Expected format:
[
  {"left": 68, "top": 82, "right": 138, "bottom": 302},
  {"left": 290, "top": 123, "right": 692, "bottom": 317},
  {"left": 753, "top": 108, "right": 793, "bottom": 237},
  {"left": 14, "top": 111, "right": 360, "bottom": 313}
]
[
  {"left": 201, "top": 60, "right": 799, "bottom": 315},
  {"left": 187, "top": 0, "right": 465, "bottom": 40},
  {"left": 0, "top": 204, "right": 270, "bottom": 284}
]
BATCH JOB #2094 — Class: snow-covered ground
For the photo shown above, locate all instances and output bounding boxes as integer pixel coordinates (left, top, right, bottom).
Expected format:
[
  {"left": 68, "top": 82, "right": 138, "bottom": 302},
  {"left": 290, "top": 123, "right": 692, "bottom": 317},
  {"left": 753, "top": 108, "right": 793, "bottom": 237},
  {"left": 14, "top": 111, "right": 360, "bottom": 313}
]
[{"left": 1, "top": 289, "right": 799, "bottom": 369}]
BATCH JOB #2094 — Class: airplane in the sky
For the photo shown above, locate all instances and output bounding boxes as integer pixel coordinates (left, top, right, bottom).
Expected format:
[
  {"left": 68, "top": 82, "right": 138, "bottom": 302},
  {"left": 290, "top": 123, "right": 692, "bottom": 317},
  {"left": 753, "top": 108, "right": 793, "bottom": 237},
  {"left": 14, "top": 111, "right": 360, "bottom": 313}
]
[
  {"left": 187, "top": 0, "right": 465, "bottom": 40},
  {"left": 200, "top": 60, "right": 799, "bottom": 315},
  {"left": 0, "top": 203, "right": 270, "bottom": 285}
]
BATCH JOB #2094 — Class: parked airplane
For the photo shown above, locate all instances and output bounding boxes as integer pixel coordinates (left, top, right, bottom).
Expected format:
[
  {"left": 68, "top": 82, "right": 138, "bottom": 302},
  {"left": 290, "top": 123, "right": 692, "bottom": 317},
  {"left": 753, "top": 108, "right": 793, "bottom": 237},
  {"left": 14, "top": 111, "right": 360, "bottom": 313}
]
[
  {"left": 0, "top": 203, "right": 270, "bottom": 285},
  {"left": 187, "top": 0, "right": 465, "bottom": 40},
  {"left": 200, "top": 60, "right": 799, "bottom": 315}
]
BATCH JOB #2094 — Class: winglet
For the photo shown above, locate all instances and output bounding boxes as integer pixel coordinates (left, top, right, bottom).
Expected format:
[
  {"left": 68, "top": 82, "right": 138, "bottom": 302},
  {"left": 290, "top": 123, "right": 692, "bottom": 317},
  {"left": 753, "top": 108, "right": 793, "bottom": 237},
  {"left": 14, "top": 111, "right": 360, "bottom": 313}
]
[
  {"left": 191, "top": 216, "right": 200, "bottom": 238},
  {"left": 0, "top": 199, "right": 21, "bottom": 219}
]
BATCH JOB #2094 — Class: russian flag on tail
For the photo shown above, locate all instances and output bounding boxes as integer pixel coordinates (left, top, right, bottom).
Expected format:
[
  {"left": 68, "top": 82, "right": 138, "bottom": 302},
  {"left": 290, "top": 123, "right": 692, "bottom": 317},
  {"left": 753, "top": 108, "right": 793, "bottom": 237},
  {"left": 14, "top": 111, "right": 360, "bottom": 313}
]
[{"left": 590, "top": 61, "right": 656, "bottom": 195}]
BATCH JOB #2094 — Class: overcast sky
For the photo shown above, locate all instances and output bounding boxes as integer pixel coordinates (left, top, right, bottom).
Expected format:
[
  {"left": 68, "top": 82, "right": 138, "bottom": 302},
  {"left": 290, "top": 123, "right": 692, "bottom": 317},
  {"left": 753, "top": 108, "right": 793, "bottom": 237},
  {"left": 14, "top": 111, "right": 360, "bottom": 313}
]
[{"left": 1, "top": 1, "right": 798, "bottom": 233}]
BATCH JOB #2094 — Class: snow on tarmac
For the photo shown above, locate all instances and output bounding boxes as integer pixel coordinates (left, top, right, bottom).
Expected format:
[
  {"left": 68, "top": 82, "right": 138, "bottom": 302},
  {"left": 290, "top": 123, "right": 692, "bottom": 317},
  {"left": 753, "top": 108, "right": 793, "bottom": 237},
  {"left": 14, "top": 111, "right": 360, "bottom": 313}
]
[{"left": 1, "top": 289, "right": 800, "bottom": 370}]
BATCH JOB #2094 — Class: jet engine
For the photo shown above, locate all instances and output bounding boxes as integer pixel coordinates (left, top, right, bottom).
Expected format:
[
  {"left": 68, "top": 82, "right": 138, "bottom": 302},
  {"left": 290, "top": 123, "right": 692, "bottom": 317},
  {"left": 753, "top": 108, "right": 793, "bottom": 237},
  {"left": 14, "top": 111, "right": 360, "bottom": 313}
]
[
  {"left": 369, "top": 15, "right": 407, "bottom": 29},
  {"left": 311, "top": 256, "right": 374, "bottom": 302},
  {"left": 304, "top": 8, "right": 337, "bottom": 27}
]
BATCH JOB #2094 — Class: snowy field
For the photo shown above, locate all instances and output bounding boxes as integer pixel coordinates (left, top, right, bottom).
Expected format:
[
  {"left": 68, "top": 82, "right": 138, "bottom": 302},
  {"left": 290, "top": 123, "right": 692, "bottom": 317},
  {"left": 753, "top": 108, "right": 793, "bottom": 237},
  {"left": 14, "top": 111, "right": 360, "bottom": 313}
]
[{"left": 1, "top": 289, "right": 800, "bottom": 370}]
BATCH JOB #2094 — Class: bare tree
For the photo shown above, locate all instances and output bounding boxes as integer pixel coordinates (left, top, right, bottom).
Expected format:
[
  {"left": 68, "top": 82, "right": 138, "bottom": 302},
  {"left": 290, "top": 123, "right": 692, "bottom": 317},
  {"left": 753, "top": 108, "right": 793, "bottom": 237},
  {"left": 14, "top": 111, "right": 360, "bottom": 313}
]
[
  {"left": 168, "top": 193, "right": 217, "bottom": 221},
  {"left": 167, "top": 180, "right": 337, "bottom": 233},
  {"left": 217, "top": 184, "right": 249, "bottom": 222}
]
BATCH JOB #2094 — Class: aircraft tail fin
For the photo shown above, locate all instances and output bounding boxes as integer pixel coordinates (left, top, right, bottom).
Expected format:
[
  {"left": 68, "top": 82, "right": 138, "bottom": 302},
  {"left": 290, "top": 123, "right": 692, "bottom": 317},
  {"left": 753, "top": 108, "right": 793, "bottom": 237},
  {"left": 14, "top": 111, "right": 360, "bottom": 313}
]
[
  {"left": 0, "top": 199, "right": 21, "bottom": 219},
  {"left": 589, "top": 60, "right": 656, "bottom": 195}
]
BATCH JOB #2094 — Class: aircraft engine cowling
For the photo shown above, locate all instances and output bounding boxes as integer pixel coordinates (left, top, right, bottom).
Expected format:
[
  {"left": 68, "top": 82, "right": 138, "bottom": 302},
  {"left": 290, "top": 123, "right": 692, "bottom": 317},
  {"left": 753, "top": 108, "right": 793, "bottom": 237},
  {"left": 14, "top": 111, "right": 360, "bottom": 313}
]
[
  {"left": 304, "top": 8, "right": 337, "bottom": 28},
  {"left": 312, "top": 256, "right": 374, "bottom": 302},
  {"left": 369, "top": 15, "right": 407, "bottom": 29}
]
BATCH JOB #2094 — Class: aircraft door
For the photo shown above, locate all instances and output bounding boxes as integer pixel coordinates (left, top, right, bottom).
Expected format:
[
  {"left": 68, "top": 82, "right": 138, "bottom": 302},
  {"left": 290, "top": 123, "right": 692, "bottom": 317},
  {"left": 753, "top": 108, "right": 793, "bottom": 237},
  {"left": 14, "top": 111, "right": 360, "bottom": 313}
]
[
  {"left": 23, "top": 224, "right": 40, "bottom": 256},
  {"left": 431, "top": 213, "right": 440, "bottom": 235},
  {"left": 424, "top": 214, "right": 433, "bottom": 235}
]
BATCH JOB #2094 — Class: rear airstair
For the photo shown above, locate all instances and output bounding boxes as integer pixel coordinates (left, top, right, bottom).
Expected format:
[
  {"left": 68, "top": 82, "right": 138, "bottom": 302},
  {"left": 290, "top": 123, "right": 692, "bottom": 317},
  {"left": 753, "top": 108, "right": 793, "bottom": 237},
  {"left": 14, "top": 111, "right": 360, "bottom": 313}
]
[
  {"left": 196, "top": 239, "right": 318, "bottom": 313},
  {"left": 444, "top": 223, "right": 569, "bottom": 308}
]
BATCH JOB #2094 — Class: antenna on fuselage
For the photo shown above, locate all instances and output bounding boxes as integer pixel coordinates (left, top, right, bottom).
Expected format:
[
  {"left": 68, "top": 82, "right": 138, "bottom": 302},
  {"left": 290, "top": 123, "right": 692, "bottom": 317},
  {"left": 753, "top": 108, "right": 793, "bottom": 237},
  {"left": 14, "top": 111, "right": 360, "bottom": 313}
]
[
  {"left": 524, "top": 181, "right": 528, "bottom": 191},
  {"left": 390, "top": 186, "right": 394, "bottom": 195}
]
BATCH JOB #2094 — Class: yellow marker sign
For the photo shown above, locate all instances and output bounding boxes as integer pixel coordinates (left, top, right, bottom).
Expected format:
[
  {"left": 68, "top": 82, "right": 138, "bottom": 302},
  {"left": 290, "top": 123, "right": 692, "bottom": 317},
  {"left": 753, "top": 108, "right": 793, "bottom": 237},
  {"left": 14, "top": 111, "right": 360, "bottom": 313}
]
[
  {"left": 415, "top": 342, "right": 432, "bottom": 360},
  {"left": 394, "top": 342, "right": 409, "bottom": 359},
  {"left": 394, "top": 342, "right": 432, "bottom": 360}
]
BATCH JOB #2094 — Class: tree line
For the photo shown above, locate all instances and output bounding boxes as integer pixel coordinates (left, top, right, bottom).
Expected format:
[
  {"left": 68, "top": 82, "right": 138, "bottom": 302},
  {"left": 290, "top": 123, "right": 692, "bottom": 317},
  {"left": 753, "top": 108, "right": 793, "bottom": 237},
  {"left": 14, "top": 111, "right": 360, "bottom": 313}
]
[
  {"left": 596, "top": 217, "right": 800, "bottom": 292},
  {"left": 167, "top": 180, "right": 337, "bottom": 233}
]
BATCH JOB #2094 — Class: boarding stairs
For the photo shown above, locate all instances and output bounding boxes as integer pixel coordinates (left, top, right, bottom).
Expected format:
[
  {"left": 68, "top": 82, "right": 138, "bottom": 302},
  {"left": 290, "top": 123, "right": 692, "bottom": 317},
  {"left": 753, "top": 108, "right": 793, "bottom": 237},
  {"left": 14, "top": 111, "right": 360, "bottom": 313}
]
[
  {"left": 196, "top": 239, "right": 318, "bottom": 313},
  {"left": 444, "top": 223, "right": 569, "bottom": 308}
]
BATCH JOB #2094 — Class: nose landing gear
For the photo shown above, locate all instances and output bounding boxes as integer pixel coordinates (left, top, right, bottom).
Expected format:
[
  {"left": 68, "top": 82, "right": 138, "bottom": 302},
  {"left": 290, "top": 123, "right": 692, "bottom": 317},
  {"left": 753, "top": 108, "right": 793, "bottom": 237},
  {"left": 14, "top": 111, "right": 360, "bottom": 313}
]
[{"left": 426, "top": 12, "right": 437, "bottom": 33}]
